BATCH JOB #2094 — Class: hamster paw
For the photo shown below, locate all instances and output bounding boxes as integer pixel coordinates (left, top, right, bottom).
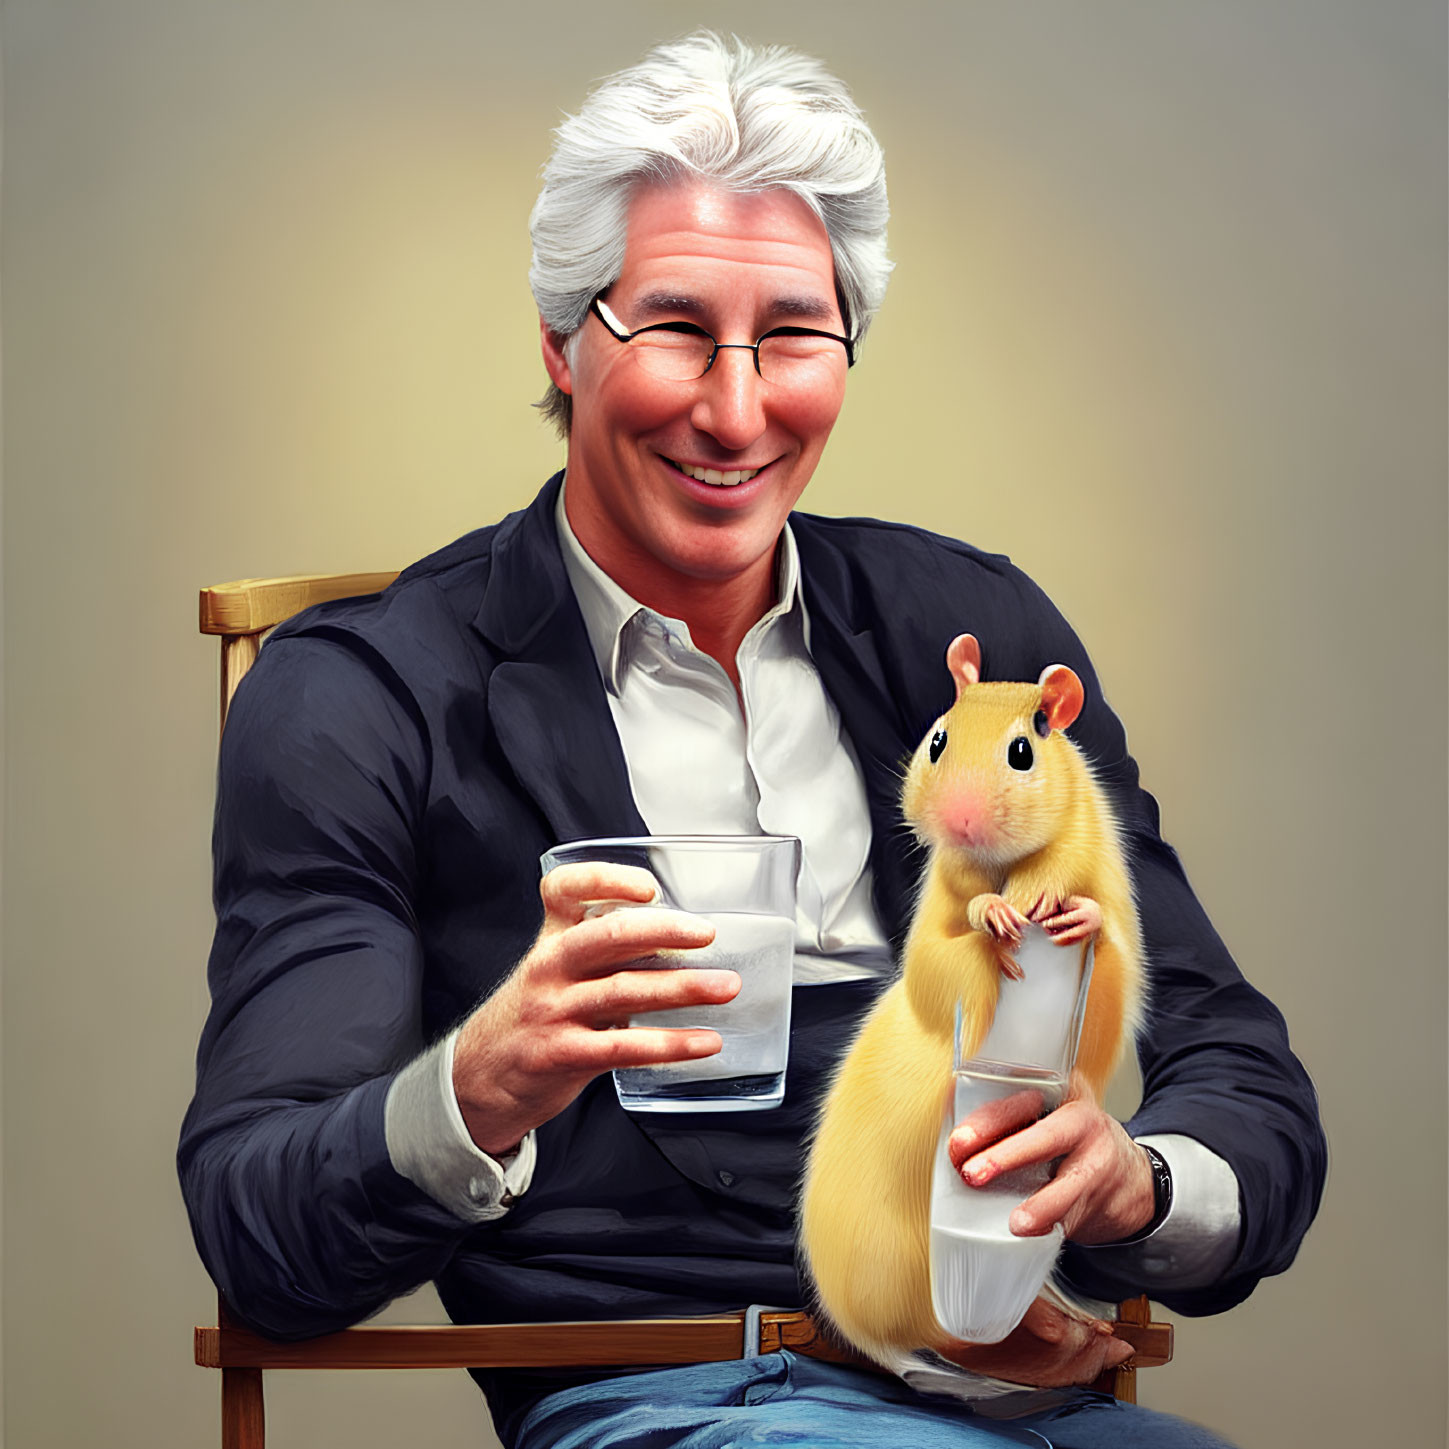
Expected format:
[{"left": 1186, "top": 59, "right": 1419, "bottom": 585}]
[
  {"left": 969, "top": 894, "right": 1028, "bottom": 942},
  {"left": 992, "top": 940, "right": 1026, "bottom": 982},
  {"left": 1026, "top": 892, "right": 1063, "bottom": 923},
  {"left": 1039, "top": 895, "right": 1102, "bottom": 944}
]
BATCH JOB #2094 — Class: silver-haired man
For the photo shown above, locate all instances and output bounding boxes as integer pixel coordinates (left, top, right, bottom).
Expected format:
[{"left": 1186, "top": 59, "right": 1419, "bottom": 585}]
[{"left": 181, "top": 32, "right": 1325, "bottom": 1449}]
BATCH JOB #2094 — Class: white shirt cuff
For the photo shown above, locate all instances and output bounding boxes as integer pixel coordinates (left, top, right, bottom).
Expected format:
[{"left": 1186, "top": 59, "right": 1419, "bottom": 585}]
[
  {"left": 1080, "top": 1132, "right": 1242, "bottom": 1289},
  {"left": 383, "top": 1030, "right": 537, "bottom": 1224}
]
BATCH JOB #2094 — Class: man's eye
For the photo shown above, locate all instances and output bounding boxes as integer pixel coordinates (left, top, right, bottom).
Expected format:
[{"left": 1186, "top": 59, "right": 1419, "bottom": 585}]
[{"left": 759, "top": 328, "right": 836, "bottom": 356}]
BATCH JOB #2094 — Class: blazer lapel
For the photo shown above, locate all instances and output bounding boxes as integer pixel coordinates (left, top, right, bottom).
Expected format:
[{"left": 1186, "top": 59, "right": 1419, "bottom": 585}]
[
  {"left": 793, "top": 517, "right": 929, "bottom": 951},
  {"left": 474, "top": 475, "right": 647, "bottom": 846}
]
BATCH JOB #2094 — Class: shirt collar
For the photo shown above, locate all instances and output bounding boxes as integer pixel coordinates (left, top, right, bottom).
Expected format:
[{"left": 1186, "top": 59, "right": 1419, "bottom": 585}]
[{"left": 554, "top": 477, "right": 808, "bottom": 694}]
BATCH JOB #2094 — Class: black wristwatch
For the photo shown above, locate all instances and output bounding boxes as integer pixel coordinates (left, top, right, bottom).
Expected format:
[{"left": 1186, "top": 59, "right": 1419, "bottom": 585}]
[
  {"left": 1104, "top": 1142, "right": 1174, "bottom": 1246},
  {"left": 1141, "top": 1142, "right": 1173, "bottom": 1232}
]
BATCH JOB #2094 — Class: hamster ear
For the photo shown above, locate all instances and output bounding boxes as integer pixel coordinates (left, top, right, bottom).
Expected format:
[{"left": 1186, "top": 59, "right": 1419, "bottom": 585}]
[
  {"left": 1037, "top": 665, "right": 1084, "bottom": 732},
  {"left": 946, "top": 634, "right": 982, "bottom": 700}
]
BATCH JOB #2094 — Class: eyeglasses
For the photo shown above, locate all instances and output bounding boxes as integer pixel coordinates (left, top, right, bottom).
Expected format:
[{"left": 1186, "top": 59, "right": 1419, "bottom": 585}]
[{"left": 589, "top": 296, "right": 855, "bottom": 384}]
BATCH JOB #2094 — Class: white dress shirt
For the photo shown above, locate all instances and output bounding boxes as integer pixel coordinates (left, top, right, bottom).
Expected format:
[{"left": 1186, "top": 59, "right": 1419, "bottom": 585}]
[{"left": 384, "top": 484, "right": 1241, "bottom": 1297}]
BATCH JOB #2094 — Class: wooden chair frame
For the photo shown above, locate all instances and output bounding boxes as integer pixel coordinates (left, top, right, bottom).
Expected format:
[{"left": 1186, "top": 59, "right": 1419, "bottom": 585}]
[{"left": 194, "top": 571, "right": 1173, "bottom": 1448}]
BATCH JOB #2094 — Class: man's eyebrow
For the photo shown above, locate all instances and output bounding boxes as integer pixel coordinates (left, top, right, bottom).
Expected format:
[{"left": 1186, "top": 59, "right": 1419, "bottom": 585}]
[
  {"left": 627, "top": 291, "right": 839, "bottom": 328},
  {"left": 762, "top": 295, "right": 838, "bottom": 325},
  {"left": 629, "top": 293, "right": 709, "bottom": 322}
]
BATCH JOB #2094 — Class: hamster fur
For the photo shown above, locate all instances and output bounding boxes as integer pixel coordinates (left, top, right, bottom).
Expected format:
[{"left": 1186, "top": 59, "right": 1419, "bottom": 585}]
[{"left": 799, "top": 632, "right": 1145, "bottom": 1367}]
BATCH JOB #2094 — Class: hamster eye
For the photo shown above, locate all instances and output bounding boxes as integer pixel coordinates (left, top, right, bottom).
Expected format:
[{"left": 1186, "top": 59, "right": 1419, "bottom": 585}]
[
  {"left": 929, "top": 729, "right": 948, "bottom": 764},
  {"left": 1033, "top": 710, "right": 1050, "bottom": 739},
  {"left": 1008, "top": 737, "right": 1034, "bottom": 771}
]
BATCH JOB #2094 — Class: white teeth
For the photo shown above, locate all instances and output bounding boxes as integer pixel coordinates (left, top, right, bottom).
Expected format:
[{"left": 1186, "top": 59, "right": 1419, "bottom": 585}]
[{"left": 676, "top": 461, "right": 759, "bottom": 487}]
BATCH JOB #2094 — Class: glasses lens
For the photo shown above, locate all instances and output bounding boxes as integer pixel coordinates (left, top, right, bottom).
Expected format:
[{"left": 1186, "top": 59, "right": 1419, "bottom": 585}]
[
  {"left": 632, "top": 332, "right": 714, "bottom": 381},
  {"left": 757, "top": 334, "right": 848, "bottom": 385}
]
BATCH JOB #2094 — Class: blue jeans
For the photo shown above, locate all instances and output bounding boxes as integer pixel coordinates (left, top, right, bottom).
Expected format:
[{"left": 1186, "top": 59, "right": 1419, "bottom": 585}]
[{"left": 513, "top": 1351, "right": 1237, "bottom": 1449}]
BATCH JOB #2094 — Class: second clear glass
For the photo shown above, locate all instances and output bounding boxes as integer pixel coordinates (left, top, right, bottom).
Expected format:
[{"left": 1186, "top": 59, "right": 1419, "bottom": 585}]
[{"left": 929, "top": 924, "right": 1096, "bottom": 1342}]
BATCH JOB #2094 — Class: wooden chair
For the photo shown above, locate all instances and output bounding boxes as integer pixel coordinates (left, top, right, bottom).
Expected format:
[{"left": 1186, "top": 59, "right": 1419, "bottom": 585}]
[{"left": 193, "top": 572, "right": 1173, "bottom": 1448}]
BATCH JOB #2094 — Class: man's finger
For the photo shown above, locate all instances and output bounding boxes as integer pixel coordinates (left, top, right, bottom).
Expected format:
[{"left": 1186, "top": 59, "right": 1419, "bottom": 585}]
[
  {"left": 948, "top": 1087, "right": 1051, "bottom": 1167},
  {"left": 539, "top": 862, "right": 662, "bottom": 922},
  {"left": 1013, "top": 1300, "right": 1129, "bottom": 1381},
  {"left": 1008, "top": 1150, "right": 1102, "bottom": 1236},
  {"left": 1018, "top": 1296, "right": 1070, "bottom": 1344},
  {"left": 567, "top": 966, "right": 741, "bottom": 1024},
  {"left": 960, "top": 1098, "right": 1092, "bottom": 1184},
  {"left": 556, "top": 1024, "right": 725, "bottom": 1072},
  {"left": 554, "top": 906, "right": 717, "bottom": 976}
]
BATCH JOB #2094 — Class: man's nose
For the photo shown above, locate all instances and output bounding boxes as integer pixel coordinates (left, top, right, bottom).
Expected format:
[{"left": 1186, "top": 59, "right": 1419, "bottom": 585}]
[{"left": 690, "top": 346, "right": 767, "bottom": 451}]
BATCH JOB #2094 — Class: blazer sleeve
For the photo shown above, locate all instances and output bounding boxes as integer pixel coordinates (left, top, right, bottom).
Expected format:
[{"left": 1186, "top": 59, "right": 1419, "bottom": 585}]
[
  {"left": 990, "top": 568, "right": 1327, "bottom": 1316},
  {"left": 177, "top": 627, "right": 474, "bottom": 1339}
]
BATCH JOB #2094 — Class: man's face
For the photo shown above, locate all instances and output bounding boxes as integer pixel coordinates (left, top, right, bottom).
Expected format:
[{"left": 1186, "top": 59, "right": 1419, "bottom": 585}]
[{"left": 543, "top": 178, "right": 849, "bottom": 606}]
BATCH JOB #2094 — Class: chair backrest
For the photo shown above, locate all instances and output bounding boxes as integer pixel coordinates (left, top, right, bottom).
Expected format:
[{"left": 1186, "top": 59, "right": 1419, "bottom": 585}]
[{"left": 199, "top": 570, "right": 399, "bottom": 734}]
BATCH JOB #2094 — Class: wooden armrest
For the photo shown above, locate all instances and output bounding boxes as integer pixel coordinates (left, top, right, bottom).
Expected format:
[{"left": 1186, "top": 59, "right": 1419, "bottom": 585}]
[
  {"left": 196, "top": 1317, "right": 748, "bottom": 1371},
  {"left": 758, "top": 1302, "right": 1172, "bottom": 1373},
  {"left": 1112, "top": 1293, "right": 1173, "bottom": 1368},
  {"left": 199, "top": 572, "right": 399, "bottom": 636},
  {"left": 1111, "top": 1318, "right": 1173, "bottom": 1369}
]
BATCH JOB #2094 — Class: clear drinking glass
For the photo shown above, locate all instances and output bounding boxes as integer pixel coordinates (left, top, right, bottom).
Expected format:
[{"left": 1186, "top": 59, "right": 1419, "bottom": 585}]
[
  {"left": 929, "top": 925, "right": 1096, "bottom": 1342},
  {"left": 538, "top": 835, "right": 801, "bottom": 1113}
]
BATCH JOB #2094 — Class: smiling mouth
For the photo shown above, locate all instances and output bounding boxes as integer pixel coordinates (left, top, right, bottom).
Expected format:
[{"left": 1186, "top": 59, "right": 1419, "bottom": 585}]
[{"left": 664, "top": 457, "right": 763, "bottom": 488}]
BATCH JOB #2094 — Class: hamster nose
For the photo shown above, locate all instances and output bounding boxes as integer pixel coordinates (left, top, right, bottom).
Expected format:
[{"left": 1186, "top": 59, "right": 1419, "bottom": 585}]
[{"left": 938, "top": 793, "right": 990, "bottom": 848}]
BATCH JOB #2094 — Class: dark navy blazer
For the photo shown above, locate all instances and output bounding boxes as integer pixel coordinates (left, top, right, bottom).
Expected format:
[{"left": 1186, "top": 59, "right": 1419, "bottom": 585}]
[{"left": 179, "top": 474, "right": 1325, "bottom": 1434}]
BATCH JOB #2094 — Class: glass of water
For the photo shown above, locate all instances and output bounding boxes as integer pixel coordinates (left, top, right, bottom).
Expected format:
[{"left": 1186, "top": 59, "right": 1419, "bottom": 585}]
[
  {"left": 929, "top": 1060, "right": 1068, "bottom": 1343},
  {"left": 538, "top": 835, "right": 800, "bottom": 1112},
  {"left": 929, "top": 926, "right": 1095, "bottom": 1342}
]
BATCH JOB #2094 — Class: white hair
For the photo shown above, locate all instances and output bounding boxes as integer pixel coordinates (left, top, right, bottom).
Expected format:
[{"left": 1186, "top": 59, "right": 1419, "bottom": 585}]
[{"left": 529, "top": 31, "right": 892, "bottom": 434}]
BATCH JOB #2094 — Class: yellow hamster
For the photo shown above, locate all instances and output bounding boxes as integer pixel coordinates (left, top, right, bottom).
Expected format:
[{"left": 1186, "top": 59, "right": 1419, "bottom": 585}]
[{"left": 799, "top": 632, "right": 1145, "bottom": 1366}]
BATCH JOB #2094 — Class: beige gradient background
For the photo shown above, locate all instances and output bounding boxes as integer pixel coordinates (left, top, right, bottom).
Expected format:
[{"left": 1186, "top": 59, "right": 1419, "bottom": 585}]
[{"left": 3, "top": 3, "right": 1444, "bottom": 1447}]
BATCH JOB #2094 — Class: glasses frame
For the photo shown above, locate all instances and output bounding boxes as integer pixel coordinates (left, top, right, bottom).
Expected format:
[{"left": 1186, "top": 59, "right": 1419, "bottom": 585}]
[{"left": 589, "top": 296, "right": 856, "bottom": 377}]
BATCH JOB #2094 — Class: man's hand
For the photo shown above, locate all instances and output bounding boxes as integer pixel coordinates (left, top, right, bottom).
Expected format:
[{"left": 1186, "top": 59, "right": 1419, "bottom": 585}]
[
  {"left": 452, "top": 863, "right": 738, "bottom": 1156},
  {"left": 947, "top": 1086, "right": 1156, "bottom": 1244},
  {"left": 940, "top": 1297, "right": 1134, "bottom": 1386}
]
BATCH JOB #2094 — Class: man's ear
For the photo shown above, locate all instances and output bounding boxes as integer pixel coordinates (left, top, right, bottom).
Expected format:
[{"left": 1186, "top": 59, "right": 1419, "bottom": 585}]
[{"left": 539, "top": 316, "right": 573, "bottom": 394}]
